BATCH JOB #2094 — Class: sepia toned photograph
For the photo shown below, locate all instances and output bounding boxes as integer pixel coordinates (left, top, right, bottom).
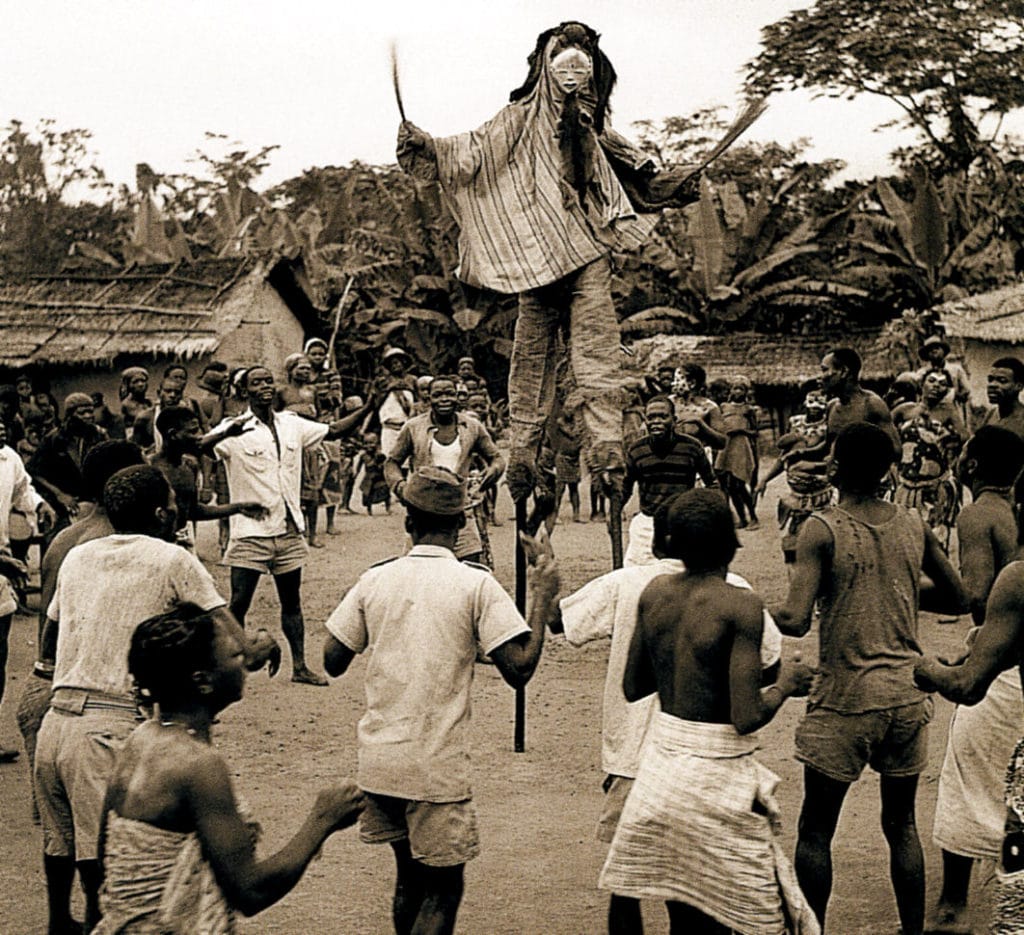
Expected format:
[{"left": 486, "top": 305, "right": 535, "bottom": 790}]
[{"left": 2, "top": 1, "right": 1024, "bottom": 932}]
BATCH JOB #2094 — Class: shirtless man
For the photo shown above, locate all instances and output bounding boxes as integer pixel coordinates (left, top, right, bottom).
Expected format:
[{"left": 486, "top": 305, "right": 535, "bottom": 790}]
[
  {"left": 774, "top": 422, "right": 967, "bottom": 935},
  {"left": 600, "top": 488, "right": 816, "bottom": 934},
  {"left": 928, "top": 425, "right": 1024, "bottom": 933},
  {"left": 820, "top": 347, "right": 899, "bottom": 454}
]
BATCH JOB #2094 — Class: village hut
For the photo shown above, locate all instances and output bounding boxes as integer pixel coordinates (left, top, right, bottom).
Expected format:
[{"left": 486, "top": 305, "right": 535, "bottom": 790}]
[
  {"left": 624, "top": 328, "right": 897, "bottom": 436},
  {"left": 0, "top": 256, "right": 323, "bottom": 405},
  {"left": 932, "top": 282, "right": 1024, "bottom": 402}
]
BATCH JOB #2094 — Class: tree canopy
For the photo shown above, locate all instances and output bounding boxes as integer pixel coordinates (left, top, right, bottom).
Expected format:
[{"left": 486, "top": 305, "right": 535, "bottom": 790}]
[{"left": 745, "top": 0, "right": 1024, "bottom": 173}]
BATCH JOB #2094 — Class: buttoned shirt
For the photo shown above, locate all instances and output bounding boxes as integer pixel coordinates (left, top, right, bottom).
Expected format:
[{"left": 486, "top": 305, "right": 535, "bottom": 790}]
[
  {"left": 325, "top": 544, "right": 529, "bottom": 801},
  {"left": 623, "top": 432, "right": 716, "bottom": 515},
  {"left": 49, "top": 534, "right": 225, "bottom": 699},
  {"left": 385, "top": 411, "right": 499, "bottom": 480},
  {"left": 213, "top": 410, "right": 329, "bottom": 538},
  {"left": 0, "top": 444, "right": 43, "bottom": 549}
]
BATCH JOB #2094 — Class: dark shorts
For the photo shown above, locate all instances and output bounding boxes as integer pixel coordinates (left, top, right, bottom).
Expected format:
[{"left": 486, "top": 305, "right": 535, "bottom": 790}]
[
  {"left": 360, "top": 792, "right": 479, "bottom": 867},
  {"left": 795, "top": 698, "right": 933, "bottom": 783}
]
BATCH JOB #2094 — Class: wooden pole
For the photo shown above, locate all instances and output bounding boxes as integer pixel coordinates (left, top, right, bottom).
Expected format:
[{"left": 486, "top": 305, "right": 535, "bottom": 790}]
[
  {"left": 514, "top": 497, "right": 527, "bottom": 752},
  {"left": 328, "top": 276, "right": 354, "bottom": 371},
  {"left": 608, "top": 483, "right": 623, "bottom": 570}
]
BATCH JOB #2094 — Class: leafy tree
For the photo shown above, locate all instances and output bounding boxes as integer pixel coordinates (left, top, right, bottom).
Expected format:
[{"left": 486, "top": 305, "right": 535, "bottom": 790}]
[
  {"left": 0, "top": 119, "right": 123, "bottom": 273},
  {"left": 745, "top": 0, "right": 1024, "bottom": 173}
]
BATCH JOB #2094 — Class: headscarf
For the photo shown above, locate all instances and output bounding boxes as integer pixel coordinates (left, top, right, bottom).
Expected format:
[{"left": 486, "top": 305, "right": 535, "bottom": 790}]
[
  {"left": 304, "top": 337, "right": 329, "bottom": 355},
  {"left": 119, "top": 366, "right": 149, "bottom": 401}
]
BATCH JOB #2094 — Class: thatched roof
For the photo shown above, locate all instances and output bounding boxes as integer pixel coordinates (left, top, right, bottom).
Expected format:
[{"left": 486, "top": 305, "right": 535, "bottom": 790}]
[
  {"left": 934, "top": 282, "right": 1024, "bottom": 345},
  {"left": 624, "top": 329, "right": 895, "bottom": 388},
  {"left": 0, "top": 257, "right": 319, "bottom": 368}
]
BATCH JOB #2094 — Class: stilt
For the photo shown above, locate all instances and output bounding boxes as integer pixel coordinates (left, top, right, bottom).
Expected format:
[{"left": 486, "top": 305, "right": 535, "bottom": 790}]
[{"left": 514, "top": 497, "right": 527, "bottom": 752}]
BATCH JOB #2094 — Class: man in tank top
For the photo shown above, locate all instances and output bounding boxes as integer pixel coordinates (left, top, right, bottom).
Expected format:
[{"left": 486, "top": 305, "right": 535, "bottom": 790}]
[
  {"left": 774, "top": 422, "right": 967, "bottom": 935},
  {"left": 384, "top": 375, "right": 504, "bottom": 564}
]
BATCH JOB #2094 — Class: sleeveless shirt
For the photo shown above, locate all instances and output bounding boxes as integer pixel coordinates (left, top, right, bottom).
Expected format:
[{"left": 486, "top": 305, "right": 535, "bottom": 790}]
[{"left": 810, "top": 504, "right": 926, "bottom": 713}]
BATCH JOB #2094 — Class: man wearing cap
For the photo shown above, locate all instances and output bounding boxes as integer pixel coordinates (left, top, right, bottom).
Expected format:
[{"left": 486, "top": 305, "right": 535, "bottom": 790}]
[
  {"left": 323, "top": 465, "right": 559, "bottom": 935},
  {"left": 28, "top": 393, "right": 108, "bottom": 531},
  {"left": 384, "top": 374, "right": 504, "bottom": 564},
  {"left": 377, "top": 347, "right": 417, "bottom": 456},
  {"left": 205, "top": 365, "right": 374, "bottom": 686},
  {"left": 914, "top": 335, "right": 971, "bottom": 420}
]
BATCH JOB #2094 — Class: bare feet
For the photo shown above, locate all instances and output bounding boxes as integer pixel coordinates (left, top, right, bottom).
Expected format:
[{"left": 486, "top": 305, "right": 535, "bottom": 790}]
[
  {"left": 309, "top": 538, "right": 325, "bottom": 548},
  {"left": 925, "top": 902, "right": 971, "bottom": 934},
  {"left": 327, "top": 527, "right": 341, "bottom": 536},
  {"left": 292, "top": 668, "right": 328, "bottom": 687}
]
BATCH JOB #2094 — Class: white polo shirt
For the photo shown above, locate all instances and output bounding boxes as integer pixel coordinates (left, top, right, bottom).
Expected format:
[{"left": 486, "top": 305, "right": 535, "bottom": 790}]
[
  {"left": 326, "top": 544, "right": 529, "bottom": 802},
  {"left": 213, "top": 410, "right": 329, "bottom": 539}
]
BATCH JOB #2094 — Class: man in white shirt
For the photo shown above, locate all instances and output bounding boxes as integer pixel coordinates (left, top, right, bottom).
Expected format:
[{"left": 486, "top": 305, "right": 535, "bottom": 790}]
[
  {"left": 0, "top": 417, "right": 53, "bottom": 762},
  {"left": 549, "top": 498, "right": 782, "bottom": 934},
  {"left": 322, "top": 466, "right": 559, "bottom": 935},
  {"left": 207, "top": 364, "right": 372, "bottom": 686},
  {"left": 34, "top": 464, "right": 278, "bottom": 934}
]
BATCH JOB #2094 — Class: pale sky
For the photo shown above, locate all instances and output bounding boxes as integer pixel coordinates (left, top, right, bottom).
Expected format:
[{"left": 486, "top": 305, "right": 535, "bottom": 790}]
[{"left": 3, "top": 0, "right": 1021, "bottom": 196}]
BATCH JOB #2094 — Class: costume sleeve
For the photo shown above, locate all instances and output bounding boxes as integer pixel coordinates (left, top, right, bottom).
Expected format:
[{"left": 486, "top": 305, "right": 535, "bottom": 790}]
[
  {"left": 560, "top": 573, "right": 617, "bottom": 646},
  {"left": 171, "top": 549, "right": 226, "bottom": 612},
  {"left": 433, "top": 106, "right": 526, "bottom": 190},
  {"left": 324, "top": 583, "right": 368, "bottom": 653},
  {"left": 474, "top": 573, "right": 530, "bottom": 656}
]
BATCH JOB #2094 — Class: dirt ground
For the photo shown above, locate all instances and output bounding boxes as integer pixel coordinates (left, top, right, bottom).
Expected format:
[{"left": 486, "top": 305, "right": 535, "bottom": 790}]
[{"left": 0, "top": 479, "right": 987, "bottom": 934}]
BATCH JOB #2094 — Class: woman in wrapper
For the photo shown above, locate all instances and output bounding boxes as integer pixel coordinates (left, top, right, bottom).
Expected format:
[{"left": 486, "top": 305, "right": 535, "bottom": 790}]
[
  {"left": 716, "top": 376, "right": 760, "bottom": 529},
  {"left": 96, "top": 604, "right": 364, "bottom": 934},
  {"left": 119, "top": 367, "right": 152, "bottom": 440}
]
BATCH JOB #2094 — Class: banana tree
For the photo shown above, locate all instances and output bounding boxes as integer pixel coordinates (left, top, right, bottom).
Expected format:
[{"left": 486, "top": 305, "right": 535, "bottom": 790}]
[
  {"left": 839, "top": 160, "right": 1017, "bottom": 310},
  {"left": 671, "top": 172, "right": 867, "bottom": 332}
]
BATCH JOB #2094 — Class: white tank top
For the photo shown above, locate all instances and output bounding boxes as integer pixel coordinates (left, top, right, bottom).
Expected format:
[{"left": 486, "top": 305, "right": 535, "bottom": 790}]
[{"left": 430, "top": 435, "right": 463, "bottom": 475}]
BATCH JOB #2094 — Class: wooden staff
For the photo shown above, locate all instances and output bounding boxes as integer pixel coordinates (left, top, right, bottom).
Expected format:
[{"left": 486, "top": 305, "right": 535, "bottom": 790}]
[
  {"left": 514, "top": 497, "right": 527, "bottom": 752},
  {"left": 608, "top": 478, "right": 623, "bottom": 569}
]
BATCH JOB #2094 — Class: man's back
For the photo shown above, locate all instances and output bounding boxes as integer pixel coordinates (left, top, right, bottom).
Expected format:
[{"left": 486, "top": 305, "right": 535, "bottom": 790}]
[
  {"left": 637, "top": 573, "right": 764, "bottom": 724},
  {"left": 811, "top": 502, "right": 925, "bottom": 712}
]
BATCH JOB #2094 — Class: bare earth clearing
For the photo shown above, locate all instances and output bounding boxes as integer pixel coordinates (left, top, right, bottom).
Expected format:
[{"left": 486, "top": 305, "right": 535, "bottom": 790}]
[{"left": 0, "top": 481, "right": 986, "bottom": 934}]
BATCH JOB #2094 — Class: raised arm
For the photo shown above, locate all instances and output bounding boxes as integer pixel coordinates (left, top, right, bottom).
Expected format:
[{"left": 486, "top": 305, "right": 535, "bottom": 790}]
[
  {"left": 729, "top": 593, "right": 813, "bottom": 735},
  {"left": 189, "top": 751, "right": 364, "bottom": 916},
  {"left": 919, "top": 524, "right": 969, "bottom": 616},
  {"left": 490, "top": 554, "right": 559, "bottom": 689},
  {"left": 916, "top": 562, "right": 1024, "bottom": 705},
  {"left": 772, "top": 516, "right": 830, "bottom": 636}
]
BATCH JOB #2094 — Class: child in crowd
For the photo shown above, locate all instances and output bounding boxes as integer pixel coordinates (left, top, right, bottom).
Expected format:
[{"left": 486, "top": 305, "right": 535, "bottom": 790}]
[
  {"left": 356, "top": 432, "right": 391, "bottom": 515},
  {"left": 716, "top": 376, "right": 760, "bottom": 529}
]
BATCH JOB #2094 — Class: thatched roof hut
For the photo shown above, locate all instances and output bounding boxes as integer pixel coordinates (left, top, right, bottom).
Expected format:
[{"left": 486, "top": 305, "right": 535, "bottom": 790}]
[
  {"left": 624, "top": 329, "right": 895, "bottom": 389},
  {"left": 931, "top": 282, "right": 1024, "bottom": 401},
  {"left": 0, "top": 256, "right": 322, "bottom": 403}
]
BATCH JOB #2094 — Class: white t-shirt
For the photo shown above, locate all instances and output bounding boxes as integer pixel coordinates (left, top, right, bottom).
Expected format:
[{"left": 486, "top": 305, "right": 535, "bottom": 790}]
[
  {"left": 49, "top": 534, "right": 225, "bottom": 698},
  {"left": 326, "top": 544, "right": 529, "bottom": 802},
  {"left": 213, "top": 410, "right": 329, "bottom": 538},
  {"left": 560, "top": 564, "right": 780, "bottom": 778}
]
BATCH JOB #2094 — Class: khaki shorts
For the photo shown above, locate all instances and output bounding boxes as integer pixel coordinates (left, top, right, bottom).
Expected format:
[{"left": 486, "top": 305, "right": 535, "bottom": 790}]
[
  {"left": 597, "top": 774, "right": 633, "bottom": 844},
  {"left": 795, "top": 698, "right": 933, "bottom": 783},
  {"left": 360, "top": 792, "right": 479, "bottom": 867},
  {"left": 223, "top": 531, "right": 308, "bottom": 576},
  {"left": 34, "top": 695, "right": 141, "bottom": 860}
]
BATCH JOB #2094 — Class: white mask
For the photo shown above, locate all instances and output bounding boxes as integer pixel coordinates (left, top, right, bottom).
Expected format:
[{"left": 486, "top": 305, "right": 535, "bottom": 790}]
[{"left": 549, "top": 47, "right": 592, "bottom": 95}]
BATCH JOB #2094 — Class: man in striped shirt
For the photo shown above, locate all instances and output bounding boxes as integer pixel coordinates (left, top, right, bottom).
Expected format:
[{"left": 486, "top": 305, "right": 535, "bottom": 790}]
[
  {"left": 622, "top": 396, "right": 718, "bottom": 566},
  {"left": 396, "top": 21, "right": 699, "bottom": 500}
]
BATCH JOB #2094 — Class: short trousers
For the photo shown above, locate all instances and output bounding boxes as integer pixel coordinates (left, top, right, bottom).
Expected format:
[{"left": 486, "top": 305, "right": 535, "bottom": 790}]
[
  {"left": 454, "top": 511, "right": 483, "bottom": 560},
  {"left": 35, "top": 697, "right": 141, "bottom": 860},
  {"left": 359, "top": 792, "right": 480, "bottom": 867},
  {"left": 795, "top": 698, "right": 933, "bottom": 783},
  {"left": 223, "top": 531, "right": 308, "bottom": 576},
  {"left": 597, "top": 774, "right": 633, "bottom": 844}
]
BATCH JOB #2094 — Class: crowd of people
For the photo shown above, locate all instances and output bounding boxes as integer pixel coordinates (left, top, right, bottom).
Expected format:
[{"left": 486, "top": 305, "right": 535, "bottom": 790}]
[{"left": 3, "top": 333, "right": 1024, "bottom": 934}]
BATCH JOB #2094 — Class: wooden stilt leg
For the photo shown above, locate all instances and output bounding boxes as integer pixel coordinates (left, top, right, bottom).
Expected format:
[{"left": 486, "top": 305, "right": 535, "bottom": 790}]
[{"left": 514, "top": 497, "right": 527, "bottom": 752}]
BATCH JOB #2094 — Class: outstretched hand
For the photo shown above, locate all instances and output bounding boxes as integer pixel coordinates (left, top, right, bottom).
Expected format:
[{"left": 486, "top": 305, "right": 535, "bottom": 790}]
[
  {"left": 223, "top": 414, "right": 255, "bottom": 438},
  {"left": 397, "top": 121, "right": 433, "bottom": 154},
  {"left": 315, "top": 781, "right": 366, "bottom": 834}
]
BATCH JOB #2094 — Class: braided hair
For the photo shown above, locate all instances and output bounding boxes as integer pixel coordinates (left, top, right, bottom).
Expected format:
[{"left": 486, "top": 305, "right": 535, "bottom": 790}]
[{"left": 128, "top": 603, "right": 217, "bottom": 708}]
